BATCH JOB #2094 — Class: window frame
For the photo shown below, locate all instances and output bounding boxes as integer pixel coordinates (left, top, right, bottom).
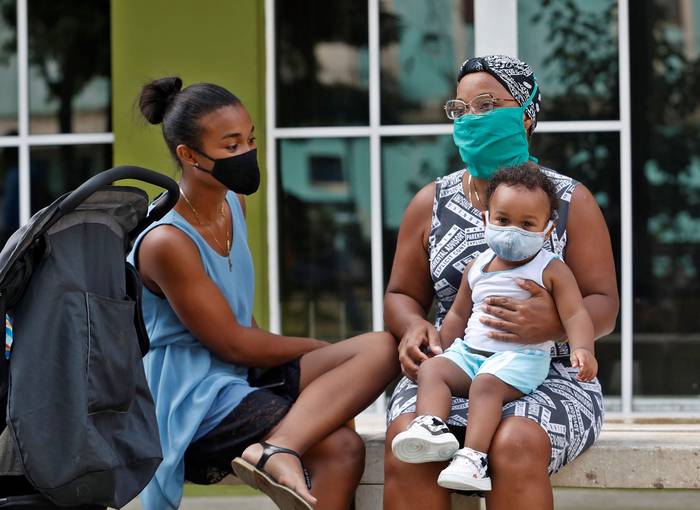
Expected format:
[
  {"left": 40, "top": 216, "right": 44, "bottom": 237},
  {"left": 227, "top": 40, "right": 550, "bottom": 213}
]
[
  {"left": 265, "top": 0, "right": 700, "bottom": 417},
  {"left": 0, "top": 0, "right": 114, "bottom": 226}
]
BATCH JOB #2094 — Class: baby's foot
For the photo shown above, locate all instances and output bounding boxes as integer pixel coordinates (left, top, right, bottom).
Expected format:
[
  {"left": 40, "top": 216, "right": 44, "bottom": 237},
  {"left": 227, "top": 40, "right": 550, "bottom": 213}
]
[
  {"left": 241, "top": 443, "right": 317, "bottom": 507},
  {"left": 391, "top": 415, "right": 459, "bottom": 463},
  {"left": 438, "top": 447, "right": 491, "bottom": 491}
]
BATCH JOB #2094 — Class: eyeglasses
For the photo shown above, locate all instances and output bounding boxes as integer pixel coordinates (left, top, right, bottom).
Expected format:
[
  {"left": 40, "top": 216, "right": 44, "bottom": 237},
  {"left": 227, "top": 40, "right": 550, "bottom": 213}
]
[{"left": 443, "top": 94, "right": 519, "bottom": 119}]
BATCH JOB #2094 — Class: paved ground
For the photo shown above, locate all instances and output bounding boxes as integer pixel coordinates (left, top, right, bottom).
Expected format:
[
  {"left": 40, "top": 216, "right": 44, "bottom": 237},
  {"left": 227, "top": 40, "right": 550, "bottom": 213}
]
[
  {"left": 122, "top": 495, "right": 276, "bottom": 509},
  {"left": 121, "top": 488, "right": 700, "bottom": 509}
]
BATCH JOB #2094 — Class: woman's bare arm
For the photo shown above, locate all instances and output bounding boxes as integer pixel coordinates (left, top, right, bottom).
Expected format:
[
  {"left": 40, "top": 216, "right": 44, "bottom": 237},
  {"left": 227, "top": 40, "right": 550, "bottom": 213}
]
[
  {"left": 139, "top": 226, "right": 325, "bottom": 367},
  {"left": 564, "top": 184, "right": 620, "bottom": 338},
  {"left": 384, "top": 182, "right": 440, "bottom": 379}
]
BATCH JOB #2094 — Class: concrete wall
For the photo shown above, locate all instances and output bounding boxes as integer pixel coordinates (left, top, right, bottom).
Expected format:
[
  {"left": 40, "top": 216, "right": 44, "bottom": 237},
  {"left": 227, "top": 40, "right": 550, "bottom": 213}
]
[{"left": 111, "top": 0, "right": 269, "bottom": 326}]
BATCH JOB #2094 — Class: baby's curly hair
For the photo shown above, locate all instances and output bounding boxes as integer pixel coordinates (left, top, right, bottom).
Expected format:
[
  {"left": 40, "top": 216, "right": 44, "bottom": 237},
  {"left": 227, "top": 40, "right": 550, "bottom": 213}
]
[{"left": 485, "top": 162, "right": 559, "bottom": 221}]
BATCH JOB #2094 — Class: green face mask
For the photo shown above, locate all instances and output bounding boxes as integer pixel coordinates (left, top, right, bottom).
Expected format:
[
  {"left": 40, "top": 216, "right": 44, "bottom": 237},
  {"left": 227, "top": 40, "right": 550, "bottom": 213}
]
[{"left": 452, "top": 84, "right": 538, "bottom": 179}]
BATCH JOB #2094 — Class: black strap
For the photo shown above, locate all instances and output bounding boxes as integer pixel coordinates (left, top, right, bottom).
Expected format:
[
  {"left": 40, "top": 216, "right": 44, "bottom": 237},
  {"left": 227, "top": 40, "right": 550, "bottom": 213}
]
[{"left": 256, "top": 441, "right": 312, "bottom": 490}]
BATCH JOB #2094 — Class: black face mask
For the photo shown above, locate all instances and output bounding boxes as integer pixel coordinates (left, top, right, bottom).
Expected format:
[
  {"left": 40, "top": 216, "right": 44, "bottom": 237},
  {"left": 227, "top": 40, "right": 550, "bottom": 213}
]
[{"left": 191, "top": 147, "right": 260, "bottom": 195}]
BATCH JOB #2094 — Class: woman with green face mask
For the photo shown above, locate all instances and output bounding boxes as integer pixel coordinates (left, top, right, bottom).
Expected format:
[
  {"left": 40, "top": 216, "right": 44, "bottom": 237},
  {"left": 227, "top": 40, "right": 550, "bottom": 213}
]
[{"left": 383, "top": 55, "right": 619, "bottom": 510}]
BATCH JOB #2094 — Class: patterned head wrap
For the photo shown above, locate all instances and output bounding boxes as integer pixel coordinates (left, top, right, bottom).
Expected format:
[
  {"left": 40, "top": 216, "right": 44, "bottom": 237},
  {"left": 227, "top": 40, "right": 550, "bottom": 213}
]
[{"left": 457, "top": 55, "right": 542, "bottom": 132}]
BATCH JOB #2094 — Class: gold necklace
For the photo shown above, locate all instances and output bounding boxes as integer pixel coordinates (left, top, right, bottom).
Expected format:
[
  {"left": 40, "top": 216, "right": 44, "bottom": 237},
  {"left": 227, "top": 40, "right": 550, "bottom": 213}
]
[
  {"left": 468, "top": 173, "right": 484, "bottom": 209},
  {"left": 179, "top": 187, "right": 232, "bottom": 271}
]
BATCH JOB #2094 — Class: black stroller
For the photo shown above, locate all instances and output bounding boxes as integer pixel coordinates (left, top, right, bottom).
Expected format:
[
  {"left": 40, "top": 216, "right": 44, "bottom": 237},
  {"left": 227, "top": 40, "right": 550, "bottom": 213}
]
[{"left": 0, "top": 167, "right": 179, "bottom": 509}]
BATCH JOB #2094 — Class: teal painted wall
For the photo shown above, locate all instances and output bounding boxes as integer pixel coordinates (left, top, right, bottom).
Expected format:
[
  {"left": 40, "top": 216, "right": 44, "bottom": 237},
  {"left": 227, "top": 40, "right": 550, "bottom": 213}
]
[{"left": 111, "top": 0, "right": 269, "bottom": 326}]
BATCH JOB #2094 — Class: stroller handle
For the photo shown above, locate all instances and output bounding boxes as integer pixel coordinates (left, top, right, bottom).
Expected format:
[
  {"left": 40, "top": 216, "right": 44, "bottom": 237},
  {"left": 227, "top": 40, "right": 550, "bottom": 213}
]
[{"left": 58, "top": 166, "right": 180, "bottom": 233}]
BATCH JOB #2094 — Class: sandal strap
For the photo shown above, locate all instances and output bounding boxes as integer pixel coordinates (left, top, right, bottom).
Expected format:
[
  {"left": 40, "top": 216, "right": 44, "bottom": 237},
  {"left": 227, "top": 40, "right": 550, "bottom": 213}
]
[{"left": 257, "top": 441, "right": 312, "bottom": 490}]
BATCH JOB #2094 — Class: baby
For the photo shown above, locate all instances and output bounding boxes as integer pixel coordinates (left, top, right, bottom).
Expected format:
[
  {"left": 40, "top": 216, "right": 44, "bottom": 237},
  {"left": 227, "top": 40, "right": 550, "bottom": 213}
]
[{"left": 391, "top": 164, "right": 598, "bottom": 491}]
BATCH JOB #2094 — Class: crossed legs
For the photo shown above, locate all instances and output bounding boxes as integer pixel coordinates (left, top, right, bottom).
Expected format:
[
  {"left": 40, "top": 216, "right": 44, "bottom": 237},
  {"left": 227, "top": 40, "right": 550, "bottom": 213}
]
[{"left": 242, "top": 331, "right": 399, "bottom": 509}]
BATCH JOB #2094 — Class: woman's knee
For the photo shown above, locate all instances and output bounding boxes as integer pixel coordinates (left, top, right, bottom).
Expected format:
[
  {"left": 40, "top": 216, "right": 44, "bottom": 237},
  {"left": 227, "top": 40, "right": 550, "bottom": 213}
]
[
  {"left": 489, "top": 417, "right": 551, "bottom": 476},
  {"left": 371, "top": 331, "right": 399, "bottom": 359},
  {"left": 362, "top": 331, "right": 400, "bottom": 375},
  {"left": 384, "top": 416, "right": 415, "bottom": 483},
  {"left": 385, "top": 417, "right": 448, "bottom": 504},
  {"left": 320, "top": 426, "right": 366, "bottom": 472}
]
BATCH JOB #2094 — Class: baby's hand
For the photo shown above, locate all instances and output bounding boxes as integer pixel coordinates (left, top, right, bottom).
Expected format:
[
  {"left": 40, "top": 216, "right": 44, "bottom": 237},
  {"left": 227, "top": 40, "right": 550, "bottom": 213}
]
[{"left": 570, "top": 348, "right": 598, "bottom": 381}]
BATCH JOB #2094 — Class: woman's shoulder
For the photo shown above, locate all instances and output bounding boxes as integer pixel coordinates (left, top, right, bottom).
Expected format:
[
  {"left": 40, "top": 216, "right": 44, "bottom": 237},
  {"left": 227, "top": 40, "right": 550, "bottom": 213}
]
[
  {"left": 130, "top": 207, "right": 202, "bottom": 270},
  {"left": 139, "top": 223, "right": 200, "bottom": 269},
  {"left": 436, "top": 168, "right": 467, "bottom": 191},
  {"left": 406, "top": 169, "right": 465, "bottom": 211},
  {"left": 406, "top": 179, "right": 437, "bottom": 217},
  {"left": 538, "top": 165, "right": 579, "bottom": 199}
]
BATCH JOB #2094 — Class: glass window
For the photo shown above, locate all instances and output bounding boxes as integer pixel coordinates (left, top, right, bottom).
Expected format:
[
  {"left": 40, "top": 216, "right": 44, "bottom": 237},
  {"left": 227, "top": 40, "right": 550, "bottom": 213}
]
[
  {"left": 29, "top": 144, "right": 112, "bottom": 213},
  {"left": 0, "top": 0, "right": 18, "bottom": 134},
  {"left": 518, "top": 0, "right": 619, "bottom": 121},
  {"left": 0, "top": 143, "right": 19, "bottom": 245},
  {"left": 630, "top": 0, "right": 700, "bottom": 398},
  {"left": 530, "top": 131, "right": 621, "bottom": 397},
  {"left": 275, "top": 1, "right": 369, "bottom": 127},
  {"left": 27, "top": 0, "right": 111, "bottom": 134},
  {"left": 381, "top": 134, "right": 462, "bottom": 283},
  {"left": 278, "top": 138, "right": 372, "bottom": 340},
  {"left": 380, "top": 0, "right": 474, "bottom": 125}
]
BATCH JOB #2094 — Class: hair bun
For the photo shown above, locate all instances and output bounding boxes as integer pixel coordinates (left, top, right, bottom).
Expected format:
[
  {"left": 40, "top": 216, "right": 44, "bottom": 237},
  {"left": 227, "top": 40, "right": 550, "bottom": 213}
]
[{"left": 138, "top": 77, "right": 183, "bottom": 125}]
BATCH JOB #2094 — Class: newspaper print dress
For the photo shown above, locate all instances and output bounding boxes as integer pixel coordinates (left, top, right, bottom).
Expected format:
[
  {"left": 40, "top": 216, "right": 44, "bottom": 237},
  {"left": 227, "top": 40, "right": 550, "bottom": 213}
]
[{"left": 387, "top": 167, "right": 604, "bottom": 474}]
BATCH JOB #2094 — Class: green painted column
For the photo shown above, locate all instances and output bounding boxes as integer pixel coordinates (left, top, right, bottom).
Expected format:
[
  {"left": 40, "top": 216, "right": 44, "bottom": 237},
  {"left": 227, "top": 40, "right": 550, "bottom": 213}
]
[{"left": 111, "top": 0, "right": 269, "bottom": 326}]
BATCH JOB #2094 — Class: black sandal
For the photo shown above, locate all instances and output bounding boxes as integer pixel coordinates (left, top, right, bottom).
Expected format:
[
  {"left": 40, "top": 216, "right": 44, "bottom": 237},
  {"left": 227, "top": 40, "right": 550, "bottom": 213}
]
[{"left": 232, "top": 442, "right": 313, "bottom": 510}]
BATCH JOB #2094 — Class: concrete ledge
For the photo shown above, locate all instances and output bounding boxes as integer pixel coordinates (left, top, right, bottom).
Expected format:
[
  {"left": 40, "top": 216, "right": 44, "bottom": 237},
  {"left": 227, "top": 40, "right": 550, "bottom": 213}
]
[
  {"left": 551, "top": 424, "right": 700, "bottom": 489},
  {"left": 356, "top": 423, "right": 700, "bottom": 509}
]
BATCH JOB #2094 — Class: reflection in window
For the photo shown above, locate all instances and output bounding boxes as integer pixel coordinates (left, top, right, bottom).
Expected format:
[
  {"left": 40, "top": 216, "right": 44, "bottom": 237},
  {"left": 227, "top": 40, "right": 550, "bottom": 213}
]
[
  {"left": 0, "top": 143, "right": 19, "bottom": 245},
  {"left": 381, "top": 135, "right": 462, "bottom": 283},
  {"left": 518, "top": 0, "right": 619, "bottom": 121},
  {"left": 275, "top": 1, "right": 370, "bottom": 127},
  {"left": 630, "top": 0, "right": 700, "bottom": 397},
  {"left": 0, "top": 0, "right": 18, "bottom": 134},
  {"left": 380, "top": 0, "right": 474, "bottom": 124},
  {"left": 531, "top": 131, "right": 621, "bottom": 397},
  {"left": 17, "top": 0, "right": 111, "bottom": 134},
  {"left": 29, "top": 144, "right": 112, "bottom": 214},
  {"left": 278, "top": 138, "right": 372, "bottom": 340}
]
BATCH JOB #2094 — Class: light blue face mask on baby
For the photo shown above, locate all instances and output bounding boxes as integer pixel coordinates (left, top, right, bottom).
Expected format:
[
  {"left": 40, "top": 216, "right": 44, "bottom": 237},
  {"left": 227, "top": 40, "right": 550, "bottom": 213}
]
[
  {"left": 484, "top": 211, "right": 553, "bottom": 262},
  {"left": 453, "top": 84, "right": 538, "bottom": 180}
]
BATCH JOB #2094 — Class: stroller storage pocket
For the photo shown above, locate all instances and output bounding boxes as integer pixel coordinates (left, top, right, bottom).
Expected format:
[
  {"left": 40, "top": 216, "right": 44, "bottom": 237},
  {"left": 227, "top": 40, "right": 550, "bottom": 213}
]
[{"left": 86, "top": 293, "right": 139, "bottom": 414}]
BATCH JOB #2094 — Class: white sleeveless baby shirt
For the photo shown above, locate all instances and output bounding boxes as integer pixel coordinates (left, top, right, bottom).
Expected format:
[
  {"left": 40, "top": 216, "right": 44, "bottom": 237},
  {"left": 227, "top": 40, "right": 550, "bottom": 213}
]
[{"left": 464, "top": 248, "right": 560, "bottom": 353}]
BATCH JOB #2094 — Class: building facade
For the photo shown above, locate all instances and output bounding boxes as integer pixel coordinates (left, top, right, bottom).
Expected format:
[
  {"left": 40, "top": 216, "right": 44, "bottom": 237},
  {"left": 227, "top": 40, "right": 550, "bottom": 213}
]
[{"left": 1, "top": 0, "right": 699, "bottom": 416}]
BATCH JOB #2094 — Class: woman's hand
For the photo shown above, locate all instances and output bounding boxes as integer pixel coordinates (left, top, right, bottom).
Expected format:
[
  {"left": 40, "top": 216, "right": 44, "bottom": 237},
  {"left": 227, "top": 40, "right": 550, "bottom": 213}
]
[
  {"left": 479, "top": 278, "right": 565, "bottom": 343},
  {"left": 398, "top": 319, "right": 442, "bottom": 381}
]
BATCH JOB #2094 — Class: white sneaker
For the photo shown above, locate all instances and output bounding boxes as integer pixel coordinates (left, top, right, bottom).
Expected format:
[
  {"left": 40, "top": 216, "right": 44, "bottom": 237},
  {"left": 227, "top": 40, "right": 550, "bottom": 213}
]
[
  {"left": 391, "top": 415, "right": 459, "bottom": 463},
  {"left": 437, "top": 447, "right": 492, "bottom": 491}
]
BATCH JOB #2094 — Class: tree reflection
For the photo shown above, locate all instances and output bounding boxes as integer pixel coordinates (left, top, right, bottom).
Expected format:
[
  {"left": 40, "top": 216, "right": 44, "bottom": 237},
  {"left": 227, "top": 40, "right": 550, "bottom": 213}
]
[
  {"left": 276, "top": 0, "right": 399, "bottom": 126},
  {"left": 0, "top": 0, "right": 111, "bottom": 207},
  {"left": 0, "top": 0, "right": 110, "bottom": 134},
  {"left": 629, "top": 1, "right": 700, "bottom": 336},
  {"left": 530, "top": 0, "right": 700, "bottom": 394}
]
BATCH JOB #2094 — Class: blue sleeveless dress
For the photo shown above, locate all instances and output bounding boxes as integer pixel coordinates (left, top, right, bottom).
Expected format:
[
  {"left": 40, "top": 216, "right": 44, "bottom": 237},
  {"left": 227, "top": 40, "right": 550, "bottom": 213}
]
[{"left": 127, "top": 192, "right": 255, "bottom": 510}]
